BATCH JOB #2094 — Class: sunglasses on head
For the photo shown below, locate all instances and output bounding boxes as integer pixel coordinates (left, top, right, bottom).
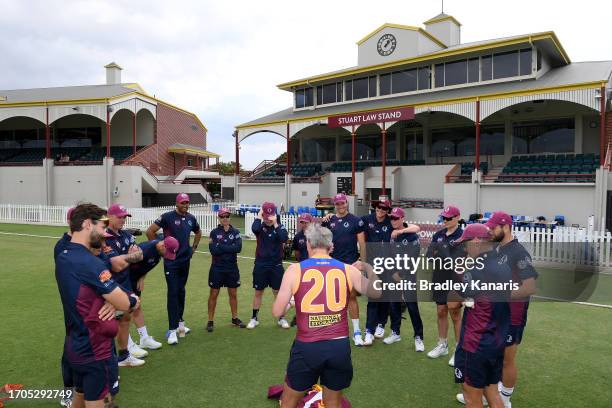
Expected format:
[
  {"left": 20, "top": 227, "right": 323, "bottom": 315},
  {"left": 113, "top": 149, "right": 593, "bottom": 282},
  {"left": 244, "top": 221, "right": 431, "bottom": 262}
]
[
  {"left": 390, "top": 216, "right": 401, "bottom": 221},
  {"left": 334, "top": 201, "right": 346, "bottom": 206},
  {"left": 377, "top": 206, "right": 390, "bottom": 211},
  {"left": 219, "top": 215, "right": 230, "bottom": 219},
  {"left": 179, "top": 201, "right": 189, "bottom": 205},
  {"left": 442, "top": 216, "right": 454, "bottom": 222},
  {"left": 299, "top": 220, "right": 309, "bottom": 224},
  {"left": 93, "top": 218, "right": 109, "bottom": 227}
]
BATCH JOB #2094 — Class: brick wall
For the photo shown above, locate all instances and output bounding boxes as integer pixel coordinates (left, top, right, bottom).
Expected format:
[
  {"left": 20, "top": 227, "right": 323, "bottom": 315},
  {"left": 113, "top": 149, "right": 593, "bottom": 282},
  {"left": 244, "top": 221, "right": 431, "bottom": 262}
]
[{"left": 127, "top": 102, "right": 207, "bottom": 175}]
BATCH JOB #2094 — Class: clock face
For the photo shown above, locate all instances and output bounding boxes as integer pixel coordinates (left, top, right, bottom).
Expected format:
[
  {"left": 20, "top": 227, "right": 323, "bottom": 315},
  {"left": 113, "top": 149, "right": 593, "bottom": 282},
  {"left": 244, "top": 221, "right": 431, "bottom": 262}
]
[{"left": 377, "top": 34, "right": 397, "bottom": 56}]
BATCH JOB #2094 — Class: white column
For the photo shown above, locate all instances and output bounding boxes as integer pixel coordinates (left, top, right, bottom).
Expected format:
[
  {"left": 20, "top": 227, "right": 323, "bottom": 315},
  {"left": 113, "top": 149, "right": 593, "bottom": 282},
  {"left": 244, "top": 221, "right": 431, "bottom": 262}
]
[
  {"left": 43, "top": 158, "right": 54, "bottom": 205},
  {"left": 103, "top": 157, "right": 114, "bottom": 207}
]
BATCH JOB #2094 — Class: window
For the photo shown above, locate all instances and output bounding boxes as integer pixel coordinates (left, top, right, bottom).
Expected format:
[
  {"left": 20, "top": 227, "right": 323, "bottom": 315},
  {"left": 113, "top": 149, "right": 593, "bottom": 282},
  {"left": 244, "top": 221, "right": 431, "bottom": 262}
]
[
  {"left": 392, "top": 69, "right": 417, "bottom": 93},
  {"left": 336, "top": 82, "right": 343, "bottom": 102},
  {"left": 512, "top": 118, "right": 575, "bottom": 154},
  {"left": 369, "top": 77, "right": 377, "bottom": 97},
  {"left": 444, "top": 59, "right": 468, "bottom": 86},
  {"left": 187, "top": 159, "right": 193, "bottom": 167},
  {"left": 519, "top": 49, "right": 532, "bottom": 76},
  {"left": 345, "top": 81, "right": 353, "bottom": 101},
  {"left": 430, "top": 127, "right": 475, "bottom": 157},
  {"left": 434, "top": 64, "right": 444, "bottom": 87},
  {"left": 493, "top": 51, "right": 519, "bottom": 79},
  {"left": 537, "top": 49, "right": 542, "bottom": 70},
  {"left": 346, "top": 76, "right": 375, "bottom": 101},
  {"left": 481, "top": 55, "right": 492, "bottom": 81},
  {"left": 380, "top": 73, "right": 391, "bottom": 95},
  {"left": 295, "top": 88, "right": 313, "bottom": 108},
  {"left": 316, "top": 86, "right": 322, "bottom": 105},
  {"left": 405, "top": 131, "right": 423, "bottom": 160},
  {"left": 480, "top": 125, "right": 505, "bottom": 155},
  {"left": 322, "top": 83, "right": 337, "bottom": 104},
  {"left": 468, "top": 58, "right": 479, "bottom": 83},
  {"left": 418, "top": 67, "right": 431, "bottom": 90}
]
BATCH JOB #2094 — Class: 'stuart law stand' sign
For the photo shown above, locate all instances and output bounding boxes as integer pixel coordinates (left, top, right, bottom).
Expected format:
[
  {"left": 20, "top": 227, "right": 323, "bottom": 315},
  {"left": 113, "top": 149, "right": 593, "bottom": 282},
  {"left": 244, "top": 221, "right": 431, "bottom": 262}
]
[{"left": 327, "top": 107, "right": 415, "bottom": 128}]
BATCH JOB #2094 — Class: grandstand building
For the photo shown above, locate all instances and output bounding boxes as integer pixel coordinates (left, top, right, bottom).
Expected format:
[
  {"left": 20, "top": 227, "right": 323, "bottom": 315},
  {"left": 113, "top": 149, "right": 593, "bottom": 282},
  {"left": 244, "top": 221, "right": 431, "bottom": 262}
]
[
  {"left": 0, "top": 63, "right": 220, "bottom": 207},
  {"left": 232, "top": 13, "right": 612, "bottom": 229}
]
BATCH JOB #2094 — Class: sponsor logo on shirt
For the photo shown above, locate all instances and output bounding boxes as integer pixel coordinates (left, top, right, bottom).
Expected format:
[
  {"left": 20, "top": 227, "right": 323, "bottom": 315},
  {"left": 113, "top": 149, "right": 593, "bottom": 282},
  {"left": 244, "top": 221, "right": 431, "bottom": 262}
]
[
  {"left": 499, "top": 254, "right": 508, "bottom": 265},
  {"left": 175, "top": 220, "right": 181, "bottom": 226},
  {"left": 343, "top": 222, "right": 349, "bottom": 228},
  {"left": 99, "top": 270, "right": 112, "bottom": 283}
]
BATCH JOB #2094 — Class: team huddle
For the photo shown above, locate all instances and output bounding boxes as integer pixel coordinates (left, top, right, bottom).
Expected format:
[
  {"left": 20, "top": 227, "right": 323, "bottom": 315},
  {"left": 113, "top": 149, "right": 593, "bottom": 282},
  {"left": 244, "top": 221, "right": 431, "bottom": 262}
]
[{"left": 53, "top": 193, "right": 537, "bottom": 408}]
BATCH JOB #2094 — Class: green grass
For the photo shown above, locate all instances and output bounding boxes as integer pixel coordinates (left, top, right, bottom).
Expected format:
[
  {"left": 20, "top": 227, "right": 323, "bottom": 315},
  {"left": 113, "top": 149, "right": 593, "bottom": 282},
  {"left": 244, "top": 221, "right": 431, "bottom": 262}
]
[{"left": 0, "top": 223, "right": 611, "bottom": 407}]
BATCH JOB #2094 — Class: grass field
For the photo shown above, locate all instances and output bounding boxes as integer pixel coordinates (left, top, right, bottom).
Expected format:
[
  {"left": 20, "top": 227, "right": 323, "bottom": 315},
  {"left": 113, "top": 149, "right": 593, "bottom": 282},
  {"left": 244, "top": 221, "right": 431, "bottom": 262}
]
[{"left": 1, "top": 222, "right": 611, "bottom": 407}]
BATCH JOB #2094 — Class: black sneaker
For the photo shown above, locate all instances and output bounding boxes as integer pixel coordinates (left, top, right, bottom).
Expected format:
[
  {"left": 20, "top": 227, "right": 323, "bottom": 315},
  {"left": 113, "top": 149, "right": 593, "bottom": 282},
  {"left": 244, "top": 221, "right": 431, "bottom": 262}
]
[
  {"left": 232, "top": 318, "right": 246, "bottom": 328},
  {"left": 206, "top": 321, "right": 214, "bottom": 332}
]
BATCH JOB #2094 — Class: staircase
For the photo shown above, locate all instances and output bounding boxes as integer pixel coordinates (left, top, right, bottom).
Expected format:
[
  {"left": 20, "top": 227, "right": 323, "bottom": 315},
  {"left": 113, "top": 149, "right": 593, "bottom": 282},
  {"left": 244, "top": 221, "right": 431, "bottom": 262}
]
[{"left": 483, "top": 165, "right": 505, "bottom": 183}]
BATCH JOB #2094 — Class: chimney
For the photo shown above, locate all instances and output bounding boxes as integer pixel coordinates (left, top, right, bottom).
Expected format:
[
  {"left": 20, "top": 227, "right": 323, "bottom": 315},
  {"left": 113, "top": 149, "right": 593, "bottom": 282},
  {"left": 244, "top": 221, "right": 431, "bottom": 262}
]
[
  {"left": 423, "top": 13, "right": 461, "bottom": 47},
  {"left": 104, "top": 62, "right": 123, "bottom": 85}
]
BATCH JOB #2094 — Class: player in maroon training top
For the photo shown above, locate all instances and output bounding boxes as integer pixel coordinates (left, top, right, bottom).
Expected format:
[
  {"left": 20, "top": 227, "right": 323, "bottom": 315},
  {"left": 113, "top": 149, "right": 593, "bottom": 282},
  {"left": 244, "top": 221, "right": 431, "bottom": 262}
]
[{"left": 273, "top": 224, "right": 380, "bottom": 408}]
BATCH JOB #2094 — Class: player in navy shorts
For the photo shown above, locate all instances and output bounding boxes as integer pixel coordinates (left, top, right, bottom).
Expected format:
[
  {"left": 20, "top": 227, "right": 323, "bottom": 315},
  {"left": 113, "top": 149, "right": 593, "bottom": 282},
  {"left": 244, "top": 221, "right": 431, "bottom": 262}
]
[
  {"left": 272, "top": 224, "right": 381, "bottom": 408},
  {"left": 207, "top": 208, "right": 246, "bottom": 331},
  {"left": 451, "top": 224, "right": 512, "bottom": 408},
  {"left": 55, "top": 203, "right": 139, "bottom": 408},
  {"left": 247, "top": 201, "right": 289, "bottom": 329},
  {"left": 487, "top": 211, "right": 538, "bottom": 407},
  {"left": 321, "top": 193, "right": 366, "bottom": 346},
  {"left": 147, "top": 193, "right": 202, "bottom": 345}
]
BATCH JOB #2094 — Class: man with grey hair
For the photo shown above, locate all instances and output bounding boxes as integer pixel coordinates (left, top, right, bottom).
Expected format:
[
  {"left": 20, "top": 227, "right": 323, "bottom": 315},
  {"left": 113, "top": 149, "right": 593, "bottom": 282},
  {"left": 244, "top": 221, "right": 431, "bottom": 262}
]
[{"left": 272, "top": 224, "right": 381, "bottom": 408}]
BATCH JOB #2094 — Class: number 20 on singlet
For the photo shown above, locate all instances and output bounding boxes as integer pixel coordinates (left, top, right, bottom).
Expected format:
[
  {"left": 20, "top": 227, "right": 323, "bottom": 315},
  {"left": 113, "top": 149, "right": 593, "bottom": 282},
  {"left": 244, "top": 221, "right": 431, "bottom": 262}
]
[{"left": 300, "top": 268, "right": 348, "bottom": 313}]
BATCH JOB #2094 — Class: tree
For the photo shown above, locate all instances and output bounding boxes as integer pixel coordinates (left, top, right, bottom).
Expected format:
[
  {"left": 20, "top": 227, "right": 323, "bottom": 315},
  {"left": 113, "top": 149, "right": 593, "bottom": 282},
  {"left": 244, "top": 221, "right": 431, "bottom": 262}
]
[{"left": 210, "top": 161, "right": 244, "bottom": 175}]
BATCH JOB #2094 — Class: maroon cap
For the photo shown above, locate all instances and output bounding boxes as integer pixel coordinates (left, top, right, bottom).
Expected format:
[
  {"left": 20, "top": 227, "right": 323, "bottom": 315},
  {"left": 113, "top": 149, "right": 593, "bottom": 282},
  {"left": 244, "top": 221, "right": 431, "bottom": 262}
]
[
  {"left": 376, "top": 198, "right": 392, "bottom": 210},
  {"left": 176, "top": 193, "right": 190, "bottom": 204},
  {"left": 218, "top": 208, "right": 231, "bottom": 217},
  {"left": 333, "top": 193, "right": 347, "bottom": 204},
  {"left": 485, "top": 211, "right": 513, "bottom": 229},
  {"left": 455, "top": 224, "right": 491, "bottom": 243},
  {"left": 390, "top": 207, "right": 405, "bottom": 219},
  {"left": 108, "top": 204, "right": 131, "bottom": 217},
  {"left": 163, "top": 236, "right": 179, "bottom": 260},
  {"left": 298, "top": 213, "right": 313, "bottom": 222},
  {"left": 66, "top": 207, "right": 74, "bottom": 224},
  {"left": 440, "top": 205, "right": 460, "bottom": 218},
  {"left": 262, "top": 202, "right": 277, "bottom": 219}
]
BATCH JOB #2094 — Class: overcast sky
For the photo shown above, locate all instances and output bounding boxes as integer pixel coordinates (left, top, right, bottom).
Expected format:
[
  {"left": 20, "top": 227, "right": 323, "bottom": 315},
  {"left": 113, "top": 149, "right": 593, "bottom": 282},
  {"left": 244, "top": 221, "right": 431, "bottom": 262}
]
[{"left": 1, "top": 0, "right": 611, "bottom": 169}]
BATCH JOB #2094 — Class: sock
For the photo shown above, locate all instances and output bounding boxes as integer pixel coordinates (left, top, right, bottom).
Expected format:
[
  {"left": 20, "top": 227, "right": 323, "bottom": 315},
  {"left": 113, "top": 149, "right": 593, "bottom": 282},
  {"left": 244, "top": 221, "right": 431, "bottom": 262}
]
[
  {"left": 438, "top": 338, "right": 448, "bottom": 346},
  {"left": 127, "top": 335, "right": 135, "bottom": 348},
  {"left": 137, "top": 326, "right": 149, "bottom": 339},
  {"left": 352, "top": 319, "right": 361, "bottom": 334},
  {"left": 178, "top": 321, "right": 185, "bottom": 330},
  {"left": 252, "top": 309, "right": 259, "bottom": 319},
  {"left": 279, "top": 315, "right": 285, "bottom": 321},
  {"left": 500, "top": 384, "right": 514, "bottom": 400},
  {"left": 118, "top": 349, "right": 129, "bottom": 362}
]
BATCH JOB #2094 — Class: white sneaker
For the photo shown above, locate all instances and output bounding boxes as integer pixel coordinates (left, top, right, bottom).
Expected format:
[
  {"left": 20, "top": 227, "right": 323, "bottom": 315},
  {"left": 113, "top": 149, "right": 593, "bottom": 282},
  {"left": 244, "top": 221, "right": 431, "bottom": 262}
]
[
  {"left": 278, "top": 318, "right": 290, "bottom": 329},
  {"left": 363, "top": 332, "right": 374, "bottom": 346},
  {"left": 383, "top": 331, "right": 401, "bottom": 344},
  {"left": 449, "top": 350, "right": 456, "bottom": 367},
  {"left": 118, "top": 354, "right": 145, "bottom": 367},
  {"left": 246, "top": 318, "right": 259, "bottom": 329},
  {"left": 427, "top": 342, "right": 449, "bottom": 358},
  {"left": 353, "top": 332, "right": 364, "bottom": 346},
  {"left": 139, "top": 335, "right": 162, "bottom": 350},
  {"left": 60, "top": 396, "right": 73, "bottom": 407},
  {"left": 167, "top": 330, "right": 178, "bottom": 345},
  {"left": 128, "top": 343, "right": 148, "bottom": 359},
  {"left": 414, "top": 336, "right": 425, "bottom": 352},
  {"left": 456, "top": 393, "right": 489, "bottom": 406},
  {"left": 374, "top": 324, "right": 385, "bottom": 339}
]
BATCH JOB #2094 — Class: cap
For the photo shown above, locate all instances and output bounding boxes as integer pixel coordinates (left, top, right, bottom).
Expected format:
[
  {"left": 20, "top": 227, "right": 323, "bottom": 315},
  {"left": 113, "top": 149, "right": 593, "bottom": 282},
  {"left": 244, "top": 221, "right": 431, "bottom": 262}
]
[
  {"left": 163, "top": 236, "right": 179, "bottom": 260},
  {"left": 440, "top": 205, "right": 460, "bottom": 218},
  {"left": 218, "top": 208, "right": 231, "bottom": 217},
  {"left": 176, "top": 193, "right": 190, "bottom": 204},
  {"left": 66, "top": 207, "right": 74, "bottom": 224},
  {"left": 389, "top": 207, "right": 405, "bottom": 219},
  {"left": 376, "top": 198, "right": 392, "bottom": 210},
  {"left": 455, "top": 224, "right": 491, "bottom": 243},
  {"left": 107, "top": 204, "right": 131, "bottom": 218},
  {"left": 485, "top": 211, "right": 513, "bottom": 229},
  {"left": 333, "top": 193, "right": 347, "bottom": 204},
  {"left": 298, "top": 213, "right": 313, "bottom": 222},
  {"left": 262, "top": 202, "right": 277, "bottom": 219}
]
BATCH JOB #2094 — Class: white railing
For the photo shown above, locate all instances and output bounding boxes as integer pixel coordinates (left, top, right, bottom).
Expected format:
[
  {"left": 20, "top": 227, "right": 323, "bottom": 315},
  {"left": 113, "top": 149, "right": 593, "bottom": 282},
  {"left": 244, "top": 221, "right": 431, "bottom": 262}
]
[
  {"left": 0, "top": 204, "right": 222, "bottom": 235},
  {"left": 244, "top": 212, "right": 298, "bottom": 239}
]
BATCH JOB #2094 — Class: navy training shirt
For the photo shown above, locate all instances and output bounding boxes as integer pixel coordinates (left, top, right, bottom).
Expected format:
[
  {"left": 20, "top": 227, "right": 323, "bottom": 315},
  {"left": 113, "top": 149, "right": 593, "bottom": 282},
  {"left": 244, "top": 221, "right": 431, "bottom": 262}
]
[
  {"left": 321, "top": 213, "right": 365, "bottom": 264},
  {"left": 105, "top": 228, "right": 136, "bottom": 285},
  {"left": 54, "top": 233, "right": 72, "bottom": 260},
  {"left": 209, "top": 225, "right": 242, "bottom": 271},
  {"left": 251, "top": 218, "right": 288, "bottom": 266},
  {"left": 497, "top": 238, "right": 539, "bottom": 326},
  {"left": 129, "top": 240, "right": 162, "bottom": 280},
  {"left": 155, "top": 210, "right": 200, "bottom": 265},
  {"left": 458, "top": 250, "right": 512, "bottom": 357},
  {"left": 361, "top": 213, "right": 392, "bottom": 243},
  {"left": 291, "top": 230, "right": 308, "bottom": 262},
  {"left": 55, "top": 242, "right": 120, "bottom": 364}
]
